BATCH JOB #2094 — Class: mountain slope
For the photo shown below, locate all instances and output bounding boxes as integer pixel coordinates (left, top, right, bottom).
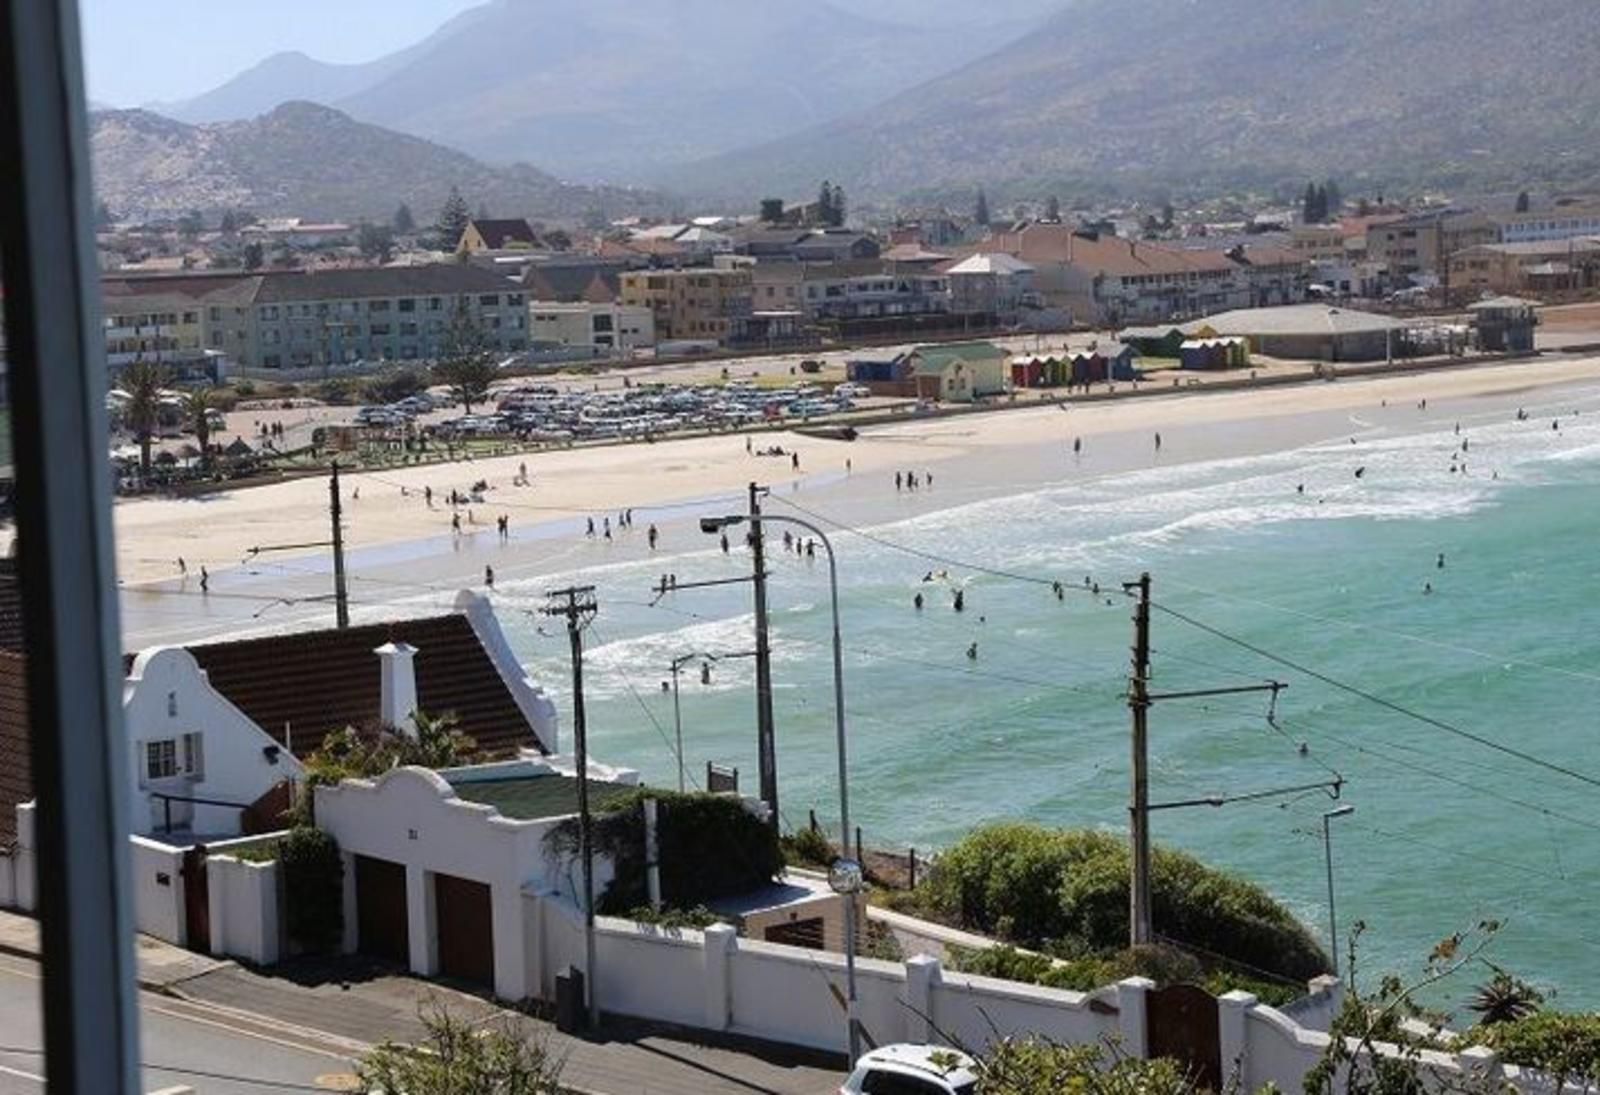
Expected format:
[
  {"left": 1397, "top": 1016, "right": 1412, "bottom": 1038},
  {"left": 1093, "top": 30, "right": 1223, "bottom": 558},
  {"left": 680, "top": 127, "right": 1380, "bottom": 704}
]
[
  {"left": 90, "top": 102, "right": 663, "bottom": 223},
  {"left": 161, "top": 0, "right": 1050, "bottom": 182},
  {"left": 668, "top": 0, "right": 1600, "bottom": 202}
]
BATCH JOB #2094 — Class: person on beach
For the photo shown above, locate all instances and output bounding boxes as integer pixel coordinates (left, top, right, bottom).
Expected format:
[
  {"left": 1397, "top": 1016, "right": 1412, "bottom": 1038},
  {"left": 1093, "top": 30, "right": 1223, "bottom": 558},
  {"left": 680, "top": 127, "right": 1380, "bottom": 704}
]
[
  {"left": 914, "top": 592, "right": 923, "bottom": 610},
  {"left": 926, "top": 471, "right": 933, "bottom": 487},
  {"left": 953, "top": 589, "right": 965, "bottom": 613},
  {"left": 806, "top": 540, "right": 816, "bottom": 559},
  {"left": 1053, "top": 581, "right": 1064, "bottom": 601},
  {"left": 519, "top": 461, "right": 528, "bottom": 484},
  {"left": 1296, "top": 483, "right": 1304, "bottom": 494},
  {"left": 1073, "top": 437, "right": 1082, "bottom": 455},
  {"left": 846, "top": 459, "right": 853, "bottom": 475},
  {"left": 967, "top": 642, "right": 979, "bottom": 660},
  {"left": 452, "top": 513, "right": 462, "bottom": 534},
  {"left": 1437, "top": 553, "right": 1445, "bottom": 569},
  {"left": 1354, "top": 466, "right": 1366, "bottom": 478},
  {"left": 177, "top": 557, "right": 186, "bottom": 575},
  {"left": 199, "top": 566, "right": 209, "bottom": 593},
  {"left": 586, "top": 517, "right": 595, "bottom": 538},
  {"left": 782, "top": 530, "right": 793, "bottom": 552},
  {"left": 1154, "top": 432, "right": 1162, "bottom": 452},
  {"left": 484, "top": 565, "right": 495, "bottom": 588},
  {"left": 895, "top": 472, "right": 902, "bottom": 491},
  {"left": 604, "top": 516, "right": 612, "bottom": 538},
  {"left": 720, "top": 533, "right": 730, "bottom": 553},
  {"left": 1423, "top": 582, "right": 1433, "bottom": 595},
  {"left": 648, "top": 524, "right": 659, "bottom": 550},
  {"left": 746, "top": 436, "right": 753, "bottom": 455},
  {"left": 791, "top": 452, "right": 800, "bottom": 471}
]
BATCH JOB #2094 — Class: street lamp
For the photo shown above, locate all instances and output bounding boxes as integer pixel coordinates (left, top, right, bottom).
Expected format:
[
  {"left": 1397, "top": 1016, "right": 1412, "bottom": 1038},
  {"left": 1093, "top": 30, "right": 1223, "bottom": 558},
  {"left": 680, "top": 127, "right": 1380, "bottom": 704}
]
[
  {"left": 699, "top": 511, "right": 861, "bottom": 1064},
  {"left": 1321, "top": 804, "right": 1355, "bottom": 979},
  {"left": 667, "top": 651, "right": 718, "bottom": 793}
]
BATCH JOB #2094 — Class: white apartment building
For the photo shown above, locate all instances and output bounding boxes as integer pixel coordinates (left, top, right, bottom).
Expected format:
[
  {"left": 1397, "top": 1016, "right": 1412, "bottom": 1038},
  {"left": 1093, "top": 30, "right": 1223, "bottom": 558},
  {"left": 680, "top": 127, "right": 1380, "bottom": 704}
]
[{"left": 529, "top": 301, "right": 655, "bottom": 354}]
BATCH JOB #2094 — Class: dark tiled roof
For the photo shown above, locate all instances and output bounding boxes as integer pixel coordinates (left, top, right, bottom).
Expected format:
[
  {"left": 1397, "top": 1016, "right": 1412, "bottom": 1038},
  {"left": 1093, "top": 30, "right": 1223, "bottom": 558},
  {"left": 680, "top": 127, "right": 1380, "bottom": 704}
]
[
  {"left": 450, "top": 775, "right": 636, "bottom": 820},
  {"left": 250, "top": 265, "right": 516, "bottom": 304},
  {"left": 188, "top": 613, "right": 544, "bottom": 758},
  {"left": 469, "top": 219, "right": 538, "bottom": 249},
  {"left": 526, "top": 265, "right": 620, "bottom": 303},
  {"left": 0, "top": 558, "right": 21, "bottom": 653},
  {"left": 0, "top": 652, "right": 29, "bottom": 848}
]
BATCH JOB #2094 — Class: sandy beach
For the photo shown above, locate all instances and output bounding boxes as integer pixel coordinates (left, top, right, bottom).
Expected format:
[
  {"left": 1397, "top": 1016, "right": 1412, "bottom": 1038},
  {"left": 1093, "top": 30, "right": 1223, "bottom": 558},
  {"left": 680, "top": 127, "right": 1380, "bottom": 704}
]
[{"left": 116, "top": 351, "right": 1600, "bottom": 646}]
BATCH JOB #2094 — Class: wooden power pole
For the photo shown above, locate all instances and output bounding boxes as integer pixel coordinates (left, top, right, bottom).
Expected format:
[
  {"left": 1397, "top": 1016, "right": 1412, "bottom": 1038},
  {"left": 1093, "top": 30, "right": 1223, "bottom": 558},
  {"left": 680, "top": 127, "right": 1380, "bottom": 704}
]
[
  {"left": 329, "top": 462, "right": 350, "bottom": 629},
  {"left": 749, "top": 482, "right": 779, "bottom": 830},
  {"left": 542, "top": 584, "right": 599, "bottom": 1029},
  {"left": 1125, "top": 572, "right": 1153, "bottom": 946}
]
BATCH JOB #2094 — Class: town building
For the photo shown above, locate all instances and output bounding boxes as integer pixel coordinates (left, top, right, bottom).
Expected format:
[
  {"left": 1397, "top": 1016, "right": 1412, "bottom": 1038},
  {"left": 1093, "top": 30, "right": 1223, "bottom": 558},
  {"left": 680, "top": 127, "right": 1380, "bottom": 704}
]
[
  {"left": 458, "top": 218, "right": 540, "bottom": 253},
  {"left": 1445, "top": 238, "right": 1600, "bottom": 300},
  {"left": 1467, "top": 297, "right": 1540, "bottom": 352},
  {"left": 906, "top": 342, "right": 1009, "bottom": 402},
  {"left": 1491, "top": 205, "right": 1600, "bottom": 244},
  {"left": 618, "top": 267, "right": 753, "bottom": 344},
  {"left": 1180, "top": 304, "right": 1404, "bottom": 362},
  {"left": 1365, "top": 211, "right": 1498, "bottom": 282},
  {"left": 943, "top": 253, "right": 1036, "bottom": 323},
  {"left": 529, "top": 301, "right": 656, "bottom": 354},
  {"left": 99, "top": 276, "right": 230, "bottom": 380}
]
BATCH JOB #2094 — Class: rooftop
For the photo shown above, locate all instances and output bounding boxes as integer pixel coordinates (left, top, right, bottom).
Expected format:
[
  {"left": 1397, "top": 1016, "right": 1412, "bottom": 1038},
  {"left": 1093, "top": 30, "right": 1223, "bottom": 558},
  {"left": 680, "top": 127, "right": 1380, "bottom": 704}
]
[
  {"left": 449, "top": 774, "right": 637, "bottom": 820},
  {"left": 1184, "top": 304, "right": 1403, "bottom": 338}
]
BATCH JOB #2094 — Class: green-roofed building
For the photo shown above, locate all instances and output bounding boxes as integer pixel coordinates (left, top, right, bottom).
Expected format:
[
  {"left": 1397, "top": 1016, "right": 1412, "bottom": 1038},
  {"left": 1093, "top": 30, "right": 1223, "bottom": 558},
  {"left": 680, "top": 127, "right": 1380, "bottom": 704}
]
[{"left": 905, "top": 341, "right": 1009, "bottom": 403}]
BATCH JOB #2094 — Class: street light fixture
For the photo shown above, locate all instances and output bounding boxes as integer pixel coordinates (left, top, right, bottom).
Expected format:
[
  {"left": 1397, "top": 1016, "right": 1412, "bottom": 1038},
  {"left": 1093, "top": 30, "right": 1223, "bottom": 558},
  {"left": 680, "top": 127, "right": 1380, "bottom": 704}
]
[
  {"left": 1322, "top": 804, "right": 1355, "bottom": 979},
  {"left": 699, "top": 510, "right": 862, "bottom": 1065}
]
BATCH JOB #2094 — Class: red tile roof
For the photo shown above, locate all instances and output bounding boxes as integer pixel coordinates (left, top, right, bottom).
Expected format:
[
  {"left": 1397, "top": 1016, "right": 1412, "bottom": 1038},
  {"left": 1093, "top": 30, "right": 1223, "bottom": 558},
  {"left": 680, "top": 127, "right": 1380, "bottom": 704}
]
[{"left": 187, "top": 613, "right": 544, "bottom": 758}]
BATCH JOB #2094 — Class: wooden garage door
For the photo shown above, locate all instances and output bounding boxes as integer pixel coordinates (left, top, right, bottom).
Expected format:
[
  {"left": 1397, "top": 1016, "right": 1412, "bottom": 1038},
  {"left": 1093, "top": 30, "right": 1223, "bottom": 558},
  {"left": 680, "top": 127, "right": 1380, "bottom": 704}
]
[
  {"left": 434, "top": 873, "right": 494, "bottom": 988},
  {"left": 355, "top": 855, "right": 409, "bottom": 964}
]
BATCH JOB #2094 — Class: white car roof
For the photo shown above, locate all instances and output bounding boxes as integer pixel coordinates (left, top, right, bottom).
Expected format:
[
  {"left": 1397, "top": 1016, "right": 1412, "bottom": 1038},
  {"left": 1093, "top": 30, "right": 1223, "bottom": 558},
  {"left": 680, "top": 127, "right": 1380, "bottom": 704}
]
[{"left": 857, "top": 1044, "right": 978, "bottom": 1085}]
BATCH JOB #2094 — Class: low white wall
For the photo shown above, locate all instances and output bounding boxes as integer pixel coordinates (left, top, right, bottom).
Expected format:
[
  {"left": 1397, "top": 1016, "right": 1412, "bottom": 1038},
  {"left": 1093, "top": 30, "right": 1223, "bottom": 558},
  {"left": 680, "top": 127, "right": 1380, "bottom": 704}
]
[
  {"left": 207, "top": 854, "right": 280, "bottom": 966},
  {"left": 129, "top": 835, "right": 188, "bottom": 946},
  {"left": 926, "top": 968, "right": 1119, "bottom": 1055}
]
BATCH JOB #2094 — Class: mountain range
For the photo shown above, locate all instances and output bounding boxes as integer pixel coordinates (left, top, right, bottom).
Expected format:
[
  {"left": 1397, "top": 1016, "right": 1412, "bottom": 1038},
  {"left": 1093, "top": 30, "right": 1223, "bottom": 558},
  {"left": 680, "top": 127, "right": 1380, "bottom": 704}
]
[
  {"left": 89, "top": 101, "right": 666, "bottom": 224},
  {"left": 116, "top": 0, "right": 1600, "bottom": 216},
  {"left": 158, "top": 0, "right": 1060, "bottom": 183},
  {"left": 667, "top": 0, "right": 1600, "bottom": 203}
]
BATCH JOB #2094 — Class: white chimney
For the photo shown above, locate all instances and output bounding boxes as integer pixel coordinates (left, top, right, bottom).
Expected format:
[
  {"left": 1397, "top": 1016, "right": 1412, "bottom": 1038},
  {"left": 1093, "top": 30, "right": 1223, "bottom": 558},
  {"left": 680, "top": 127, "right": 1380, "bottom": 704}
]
[{"left": 375, "top": 641, "right": 419, "bottom": 739}]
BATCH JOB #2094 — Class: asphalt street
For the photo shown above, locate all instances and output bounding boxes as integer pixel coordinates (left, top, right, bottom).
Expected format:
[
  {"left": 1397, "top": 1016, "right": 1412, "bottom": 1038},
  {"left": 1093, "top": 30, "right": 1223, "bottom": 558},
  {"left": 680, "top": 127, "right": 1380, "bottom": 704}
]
[{"left": 0, "top": 952, "right": 361, "bottom": 1093}]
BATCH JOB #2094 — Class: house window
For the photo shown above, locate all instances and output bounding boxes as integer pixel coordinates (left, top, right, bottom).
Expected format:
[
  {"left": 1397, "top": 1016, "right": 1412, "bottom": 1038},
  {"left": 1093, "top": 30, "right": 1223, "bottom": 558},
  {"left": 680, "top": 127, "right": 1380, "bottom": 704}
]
[
  {"left": 398, "top": 298, "right": 416, "bottom": 312},
  {"left": 145, "top": 739, "right": 177, "bottom": 780},
  {"left": 479, "top": 294, "right": 499, "bottom": 307}
]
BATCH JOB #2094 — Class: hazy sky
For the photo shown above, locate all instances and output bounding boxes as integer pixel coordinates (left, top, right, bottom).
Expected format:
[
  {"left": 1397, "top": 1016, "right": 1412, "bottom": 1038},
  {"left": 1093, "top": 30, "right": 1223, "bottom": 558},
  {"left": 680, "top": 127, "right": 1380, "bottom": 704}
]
[{"left": 79, "top": 0, "right": 481, "bottom": 106}]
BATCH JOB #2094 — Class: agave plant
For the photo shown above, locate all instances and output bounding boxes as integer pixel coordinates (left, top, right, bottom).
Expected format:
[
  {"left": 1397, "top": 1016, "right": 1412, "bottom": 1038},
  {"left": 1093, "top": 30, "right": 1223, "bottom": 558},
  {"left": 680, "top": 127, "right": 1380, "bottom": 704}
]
[{"left": 1467, "top": 964, "right": 1544, "bottom": 1025}]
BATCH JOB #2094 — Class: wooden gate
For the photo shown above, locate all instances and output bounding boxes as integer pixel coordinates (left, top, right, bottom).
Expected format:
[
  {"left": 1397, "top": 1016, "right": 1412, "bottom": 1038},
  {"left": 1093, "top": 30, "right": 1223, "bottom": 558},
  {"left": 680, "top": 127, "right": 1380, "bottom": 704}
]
[
  {"left": 354, "top": 855, "right": 409, "bottom": 964},
  {"left": 181, "top": 846, "right": 210, "bottom": 954},
  {"left": 1146, "top": 983, "right": 1221, "bottom": 1091},
  {"left": 434, "top": 873, "right": 494, "bottom": 988}
]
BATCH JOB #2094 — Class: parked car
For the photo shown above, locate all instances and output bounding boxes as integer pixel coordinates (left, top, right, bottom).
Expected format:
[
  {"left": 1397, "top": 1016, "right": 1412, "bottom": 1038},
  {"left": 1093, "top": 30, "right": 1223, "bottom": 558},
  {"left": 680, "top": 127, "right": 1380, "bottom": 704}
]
[{"left": 840, "top": 1045, "right": 978, "bottom": 1095}]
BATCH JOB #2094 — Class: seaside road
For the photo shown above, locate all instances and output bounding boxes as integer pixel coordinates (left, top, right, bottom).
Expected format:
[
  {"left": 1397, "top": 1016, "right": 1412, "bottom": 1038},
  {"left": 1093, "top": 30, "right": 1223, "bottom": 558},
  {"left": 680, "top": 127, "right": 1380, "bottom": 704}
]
[{"left": 0, "top": 951, "right": 360, "bottom": 1093}]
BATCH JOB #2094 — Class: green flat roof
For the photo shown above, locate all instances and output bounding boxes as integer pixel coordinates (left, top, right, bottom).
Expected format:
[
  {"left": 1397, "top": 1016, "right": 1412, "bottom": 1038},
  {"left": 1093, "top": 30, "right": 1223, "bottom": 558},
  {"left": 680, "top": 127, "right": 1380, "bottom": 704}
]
[{"left": 450, "top": 775, "right": 638, "bottom": 820}]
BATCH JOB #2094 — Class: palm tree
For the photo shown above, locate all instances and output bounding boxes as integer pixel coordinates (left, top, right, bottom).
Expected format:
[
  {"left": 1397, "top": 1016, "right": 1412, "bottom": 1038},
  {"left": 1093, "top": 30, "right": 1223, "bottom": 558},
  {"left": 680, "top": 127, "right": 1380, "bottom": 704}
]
[
  {"left": 120, "top": 360, "right": 169, "bottom": 476},
  {"left": 186, "top": 386, "right": 216, "bottom": 471}
]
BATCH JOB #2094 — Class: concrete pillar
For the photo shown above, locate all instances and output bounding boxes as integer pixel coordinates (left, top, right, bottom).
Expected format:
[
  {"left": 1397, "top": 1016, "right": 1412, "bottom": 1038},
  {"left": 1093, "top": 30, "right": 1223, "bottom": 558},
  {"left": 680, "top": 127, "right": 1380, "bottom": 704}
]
[
  {"left": 523, "top": 891, "right": 547, "bottom": 1003},
  {"left": 375, "top": 641, "right": 419, "bottom": 738},
  {"left": 903, "top": 954, "right": 941, "bottom": 1044},
  {"left": 406, "top": 865, "right": 436, "bottom": 977},
  {"left": 15, "top": 803, "right": 35, "bottom": 913},
  {"left": 490, "top": 884, "right": 527, "bottom": 1002},
  {"left": 703, "top": 923, "right": 736, "bottom": 1031},
  {"left": 1456, "top": 1046, "right": 1500, "bottom": 1087},
  {"left": 1218, "top": 990, "right": 1258, "bottom": 1090},
  {"left": 1116, "top": 977, "right": 1156, "bottom": 1058},
  {"left": 339, "top": 851, "right": 358, "bottom": 954}
]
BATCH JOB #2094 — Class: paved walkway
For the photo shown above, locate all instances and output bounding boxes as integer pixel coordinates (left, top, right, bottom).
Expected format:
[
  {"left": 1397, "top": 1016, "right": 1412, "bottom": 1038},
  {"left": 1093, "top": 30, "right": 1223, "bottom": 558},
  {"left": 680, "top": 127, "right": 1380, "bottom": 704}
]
[
  {"left": 0, "top": 908, "right": 229, "bottom": 990},
  {"left": 0, "top": 910, "right": 844, "bottom": 1095}
]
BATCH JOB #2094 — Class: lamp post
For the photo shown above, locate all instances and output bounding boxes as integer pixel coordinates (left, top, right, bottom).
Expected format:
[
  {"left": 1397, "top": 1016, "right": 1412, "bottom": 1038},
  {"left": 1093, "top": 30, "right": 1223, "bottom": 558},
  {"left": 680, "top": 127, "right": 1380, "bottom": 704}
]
[
  {"left": 1322, "top": 804, "right": 1355, "bottom": 978},
  {"left": 699, "top": 511, "right": 861, "bottom": 1064}
]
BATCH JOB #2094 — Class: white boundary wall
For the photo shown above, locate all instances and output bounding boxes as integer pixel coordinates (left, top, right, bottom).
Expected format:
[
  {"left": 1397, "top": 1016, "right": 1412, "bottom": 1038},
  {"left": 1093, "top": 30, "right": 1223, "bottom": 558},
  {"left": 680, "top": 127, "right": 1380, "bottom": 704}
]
[{"left": 206, "top": 852, "right": 281, "bottom": 966}]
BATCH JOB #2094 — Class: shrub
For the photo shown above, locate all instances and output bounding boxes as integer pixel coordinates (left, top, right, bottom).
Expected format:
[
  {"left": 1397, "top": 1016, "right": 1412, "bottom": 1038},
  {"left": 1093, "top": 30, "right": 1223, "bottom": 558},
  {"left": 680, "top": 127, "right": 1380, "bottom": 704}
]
[
  {"left": 545, "top": 790, "right": 781, "bottom": 913},
  {"left": 975, "top": 1034, "right": 1204, "bottom": 1094},
  {"left": 782, "top": 825, "right": 833, "bottom": 868},
  {"left": 359, "top": 1003, "right": 565, "bottom": 1093},
  {"left": 1471, "top": 1012, "right": 1600, "bottom": 1088},
  {"left": 279, "top": 827, "right": 344, "bottom": 951},
  {"left": 621, "top": 904, "right": 721, "bottom": 931},
  {"left": 921, "top": 823, "right": 1328, "bottom": 983}
]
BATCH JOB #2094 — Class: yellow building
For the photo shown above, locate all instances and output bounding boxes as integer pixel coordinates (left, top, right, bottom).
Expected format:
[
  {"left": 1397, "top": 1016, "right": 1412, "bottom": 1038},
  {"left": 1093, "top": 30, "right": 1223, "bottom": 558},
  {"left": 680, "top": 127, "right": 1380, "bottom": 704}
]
[{"left": 618, "top": 267, "right": 753, "bottom": 344}]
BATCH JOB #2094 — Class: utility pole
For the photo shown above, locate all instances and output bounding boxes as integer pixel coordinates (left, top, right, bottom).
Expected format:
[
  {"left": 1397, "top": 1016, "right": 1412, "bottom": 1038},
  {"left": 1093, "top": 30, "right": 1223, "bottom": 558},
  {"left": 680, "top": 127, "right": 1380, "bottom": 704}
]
[
  {"left": 329, "top": 462, "right": 350, "bottom": 629},
  {"left": 1125, "top": 572, "right": 1153, "bottom": 946},
  {"left": 543, "top": 584, "right": 599, "bottom": 1030},
  {"left": 1122, "top": 572, "right": 1316, "bottom": 950},
  {"left": 749, "top": 482, "right": 779, "bottom": 830}
]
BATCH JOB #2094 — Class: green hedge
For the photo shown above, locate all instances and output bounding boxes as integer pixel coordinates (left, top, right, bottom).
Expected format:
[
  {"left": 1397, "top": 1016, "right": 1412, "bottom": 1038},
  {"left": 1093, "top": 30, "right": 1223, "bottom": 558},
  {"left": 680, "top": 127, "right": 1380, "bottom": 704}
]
[
  {"left": 280, "top": 827, "right": 344, "bottom": 952},
  {"left": 545, "top": 790, "right": 782, "bottom": 914},
  {"left": 921, "top": 823, "right": 1328, "bottom": 982},
  {"left": 1472, "top": 1012, "right": 1600, "bottom": 1086}
]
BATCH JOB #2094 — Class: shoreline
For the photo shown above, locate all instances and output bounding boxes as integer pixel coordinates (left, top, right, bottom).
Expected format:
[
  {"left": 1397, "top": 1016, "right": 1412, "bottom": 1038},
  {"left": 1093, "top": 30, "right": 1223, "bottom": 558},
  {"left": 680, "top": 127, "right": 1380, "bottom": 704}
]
[{"left": 116, "top": 351, "right": 1600, "bottom": 646}]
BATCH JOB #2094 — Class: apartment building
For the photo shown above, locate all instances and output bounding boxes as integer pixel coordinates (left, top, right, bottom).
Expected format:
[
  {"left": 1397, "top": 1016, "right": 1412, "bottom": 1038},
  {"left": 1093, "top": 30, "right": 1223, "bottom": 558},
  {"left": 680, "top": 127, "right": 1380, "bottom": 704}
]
[
  {"left": 99, "top": 274, "right": 246, "bottom": 380},
  {"left": 1446, "top": 238, "right": 1600, "bottom": 300},
  {"left": 213, "top": 266, "right": 527, "bottom": 368},
  {"left": 1492, "top": 206, "right": 1600, "bottom": 244},
  {"left": 1366, "top": 211, "right": 1498, "bottom": 280},
  {"left": 529, "top": 302, "right": 655, "bottom": 353},
  {"left": 618, "top": 267, "right": 752, "bottom": 343}
]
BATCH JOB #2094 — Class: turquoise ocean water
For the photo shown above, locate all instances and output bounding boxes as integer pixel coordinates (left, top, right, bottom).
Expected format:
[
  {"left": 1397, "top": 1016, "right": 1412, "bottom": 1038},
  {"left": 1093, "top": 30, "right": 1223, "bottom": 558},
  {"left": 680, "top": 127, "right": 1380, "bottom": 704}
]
[{"left": 501, "top": 382, "right": 1600, "bottom": 1007}]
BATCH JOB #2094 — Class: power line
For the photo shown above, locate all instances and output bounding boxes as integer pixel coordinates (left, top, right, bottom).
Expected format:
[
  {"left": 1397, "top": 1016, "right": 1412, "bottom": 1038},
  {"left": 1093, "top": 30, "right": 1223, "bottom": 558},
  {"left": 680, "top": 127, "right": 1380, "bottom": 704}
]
[{"left": 1150, "top": 600, "right": 1600, "bottom": 793}]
